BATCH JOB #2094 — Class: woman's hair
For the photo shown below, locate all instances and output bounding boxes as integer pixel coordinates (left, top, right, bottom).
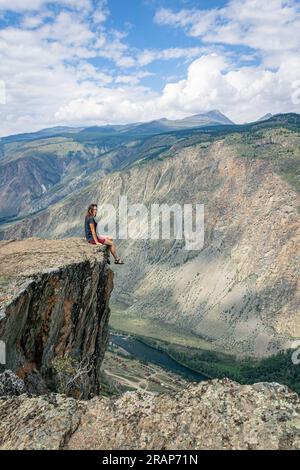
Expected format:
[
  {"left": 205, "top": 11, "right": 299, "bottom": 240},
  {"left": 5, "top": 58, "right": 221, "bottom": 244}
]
[{"left": 86, "top": 203, "right": 97, "bottom": 217}]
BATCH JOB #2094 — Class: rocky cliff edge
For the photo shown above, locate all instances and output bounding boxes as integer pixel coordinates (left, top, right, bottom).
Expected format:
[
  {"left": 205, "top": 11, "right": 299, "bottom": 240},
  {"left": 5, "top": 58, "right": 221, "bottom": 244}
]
[
  {"left": 0, "top": 238, "right": 113, "bottom": 398},
  {"left": 0, "top": 378, "right": 300, "bottom": 450}
]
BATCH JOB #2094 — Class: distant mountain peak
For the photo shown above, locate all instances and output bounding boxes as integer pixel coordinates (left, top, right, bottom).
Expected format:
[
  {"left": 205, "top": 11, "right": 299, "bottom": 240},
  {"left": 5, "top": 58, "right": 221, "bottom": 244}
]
[
  {"left": 181, "top": 110, "right": 234, "bottom": 126},
  {"left": 256, "top": 113, "right": 273, "bottom": 122}
]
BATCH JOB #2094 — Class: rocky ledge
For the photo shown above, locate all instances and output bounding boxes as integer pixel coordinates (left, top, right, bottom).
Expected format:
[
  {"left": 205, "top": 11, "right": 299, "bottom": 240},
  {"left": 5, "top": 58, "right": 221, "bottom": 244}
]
[
  {"left": 0, "top": 238, "right": 113, "bottom": 398},
  {"left": 1, "top": 238, "right": 300, "bottom": 451},
  {"left": 0, "top": 378, "right": 299, "bottom": 450}
]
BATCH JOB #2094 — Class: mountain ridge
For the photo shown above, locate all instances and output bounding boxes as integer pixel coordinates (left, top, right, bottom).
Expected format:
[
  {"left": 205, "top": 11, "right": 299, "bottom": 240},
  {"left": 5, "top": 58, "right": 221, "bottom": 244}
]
[
  {"left": 1, "top": 109, "right": 234, "bottom": 142},
  {"left": 1, "top": 113, "right": 299, "bottom": 223}
]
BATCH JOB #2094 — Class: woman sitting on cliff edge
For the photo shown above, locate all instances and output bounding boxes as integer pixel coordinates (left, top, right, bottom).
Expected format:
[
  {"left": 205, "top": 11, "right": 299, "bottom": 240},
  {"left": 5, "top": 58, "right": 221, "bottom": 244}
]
[{"left": 85, "top": 203, "right": 124, "bottom": 264}]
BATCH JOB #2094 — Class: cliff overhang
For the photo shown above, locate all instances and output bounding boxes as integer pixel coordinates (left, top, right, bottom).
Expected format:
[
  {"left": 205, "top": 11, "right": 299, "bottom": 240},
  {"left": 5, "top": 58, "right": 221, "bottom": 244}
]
[{"left": 0, "top": 238, "right": 113, "bottom": 399}]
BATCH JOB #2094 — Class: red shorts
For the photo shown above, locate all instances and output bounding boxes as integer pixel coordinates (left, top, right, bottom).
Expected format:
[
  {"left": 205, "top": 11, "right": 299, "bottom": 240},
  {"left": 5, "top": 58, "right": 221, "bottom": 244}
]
[{"left": 88, "top": 236, "right": 107, "bottom": 245}]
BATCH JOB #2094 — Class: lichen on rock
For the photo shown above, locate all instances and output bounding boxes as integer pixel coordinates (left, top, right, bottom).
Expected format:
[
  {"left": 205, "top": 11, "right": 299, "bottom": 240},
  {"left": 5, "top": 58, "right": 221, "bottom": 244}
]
[
  {"left": 0, "top": 370, "right": 26, "bottom": 397},
  {"left": 0, "top": 378, "right": 300, "bottom": 450}
]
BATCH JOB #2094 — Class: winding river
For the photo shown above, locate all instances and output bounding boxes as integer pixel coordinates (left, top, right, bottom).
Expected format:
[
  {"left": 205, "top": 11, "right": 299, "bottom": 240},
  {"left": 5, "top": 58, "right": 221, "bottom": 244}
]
[{"left": 110, "top": 333, "right": 207, "bottom": 382}]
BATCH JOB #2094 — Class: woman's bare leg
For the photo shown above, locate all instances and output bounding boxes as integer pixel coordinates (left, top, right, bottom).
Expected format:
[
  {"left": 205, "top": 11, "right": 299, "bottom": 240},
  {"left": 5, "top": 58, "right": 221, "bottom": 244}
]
[{"left": 104, "top": 238, "right": 118, "bottom": 260}]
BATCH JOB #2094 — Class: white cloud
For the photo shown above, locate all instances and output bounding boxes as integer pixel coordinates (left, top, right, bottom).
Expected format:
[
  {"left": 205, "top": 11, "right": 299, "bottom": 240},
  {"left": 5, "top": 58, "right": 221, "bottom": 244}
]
[
  {"left": 0, "top": 11, "right": 113, "bottom": 135},
  {"left": 39, "top": 11, "right": 94, "bottom": 47},
  {"left": 155, "top": 0, "right": 300, "bottom": 60},
  {"left": 115, "top": 71, "right": 153, "bottom": 86},
  {"left": 0, "top": 0, "right": 300, "bottom": 136},
  {"left": 0, "top": 0, "right": 92, "bottom": 12},
  {"left": 92, "top": 0, "right": 110, "bottom": 24},
  {"left": 155, "top": 7, "right": 217, "bottom": 35},
  {"left": 54, "top": 53, "right": 300, "bottom": 126},
  {"left": 157, "top": 54, "right": 300, "bottom": 122},
  {"left": 2, "top": 45, "right": 300, "bottom": 136},
  {"left": 0, "top": 0, "right": 45, "bottom": 10},
  {"left": 137, "top": 46, "right": 204, "bottom": 66},
  {"left": 21, "top": 14, "right": 47, "bottom": 29},
  {"left": 0, "top": 79, "right": 6, "bottom": 104},
  {"left": 54, "top": 85, "right": 159, "bottom": 124}
]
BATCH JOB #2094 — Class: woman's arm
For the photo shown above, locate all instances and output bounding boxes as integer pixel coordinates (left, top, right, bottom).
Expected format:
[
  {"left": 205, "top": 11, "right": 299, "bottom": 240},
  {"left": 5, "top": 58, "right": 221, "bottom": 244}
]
[{"left": 89, "top": 223, "right": 100, "bottom": 244}]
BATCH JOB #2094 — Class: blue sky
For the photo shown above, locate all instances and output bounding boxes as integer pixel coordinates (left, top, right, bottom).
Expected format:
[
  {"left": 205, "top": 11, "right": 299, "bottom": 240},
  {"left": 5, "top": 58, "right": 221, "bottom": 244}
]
[{"left": 0, "top": 0, "right": 300, "bottom": 136}]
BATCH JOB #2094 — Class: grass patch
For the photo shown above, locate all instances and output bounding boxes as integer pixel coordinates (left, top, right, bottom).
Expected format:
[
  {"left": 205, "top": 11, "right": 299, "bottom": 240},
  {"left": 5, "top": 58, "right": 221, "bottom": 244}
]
[{"left": 109, "top": 301, "right": 218, "bottom": 352}]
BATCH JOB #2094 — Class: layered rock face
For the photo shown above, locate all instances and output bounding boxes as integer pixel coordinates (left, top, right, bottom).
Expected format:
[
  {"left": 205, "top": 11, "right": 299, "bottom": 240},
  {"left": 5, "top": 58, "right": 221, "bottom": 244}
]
[
  {"left": 0, "top": 378, "right": 300, "bottom": 450},
  {"left": 0, "top": 238, "right": 113, "bottom": 398}
]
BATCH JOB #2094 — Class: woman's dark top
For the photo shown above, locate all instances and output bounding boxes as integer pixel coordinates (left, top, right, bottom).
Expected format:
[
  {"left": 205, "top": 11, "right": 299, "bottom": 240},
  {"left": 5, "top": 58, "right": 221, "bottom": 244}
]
[{"left": 85, "top": 216, "right": 97, "bottom": 241}]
